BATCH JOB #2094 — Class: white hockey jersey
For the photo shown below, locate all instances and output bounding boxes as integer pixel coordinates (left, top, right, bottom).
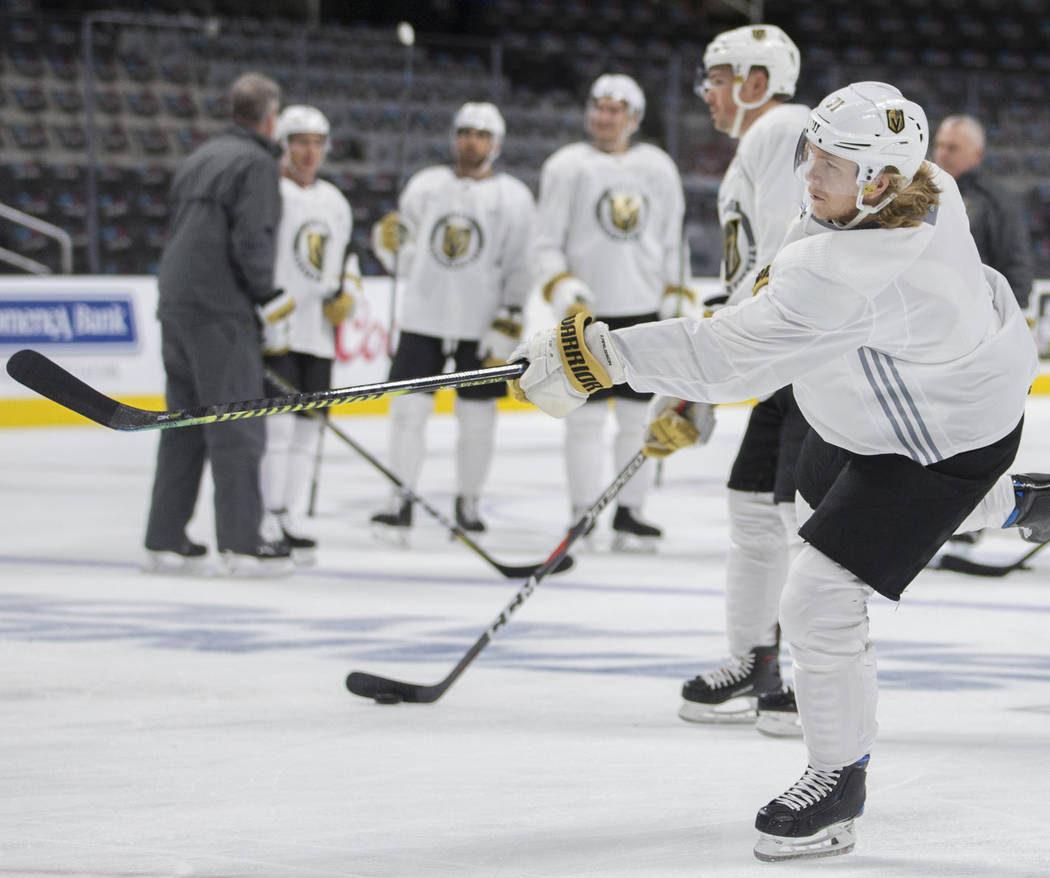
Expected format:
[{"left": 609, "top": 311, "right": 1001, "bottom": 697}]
[
  {"left": 612, "top": 166, "right": 1038, "bottom": 463},
  {"left": 396, "top": 166, "right": 536, "bottom": 341},
  {"left": 534, "top": 141, "right": 686, "bottom": 317},
  {"left": 274, "top": 176, "right": 353, "bottom": 359},
  {"left": 719, "top": 103, "right": 811, "bottom": 305}
]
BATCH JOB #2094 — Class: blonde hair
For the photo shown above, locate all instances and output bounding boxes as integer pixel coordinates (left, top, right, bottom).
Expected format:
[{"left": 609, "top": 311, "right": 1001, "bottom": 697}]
[{"left": 875, "top": 162, "right": 941, "bottom": 229}]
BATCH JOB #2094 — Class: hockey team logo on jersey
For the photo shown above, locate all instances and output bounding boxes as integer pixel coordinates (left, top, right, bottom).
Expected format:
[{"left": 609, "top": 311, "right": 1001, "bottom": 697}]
[
  {"left": 292, "top": 220, "right": 332, "bottom": 281},
  {"left": 429, "top": 213, "right": 484, "bottom": 268},
  {"left": 751, "top": 27, "right": 766, "bottom": 40},
  {"left": 596, "top": 188, "right": 649, "bottom": 241},
  {"left": 752, "top": 264, "right": 771, "bottom": 296},
  {"left": 886, "top": 108, "right": 905, "bottom": 133}
]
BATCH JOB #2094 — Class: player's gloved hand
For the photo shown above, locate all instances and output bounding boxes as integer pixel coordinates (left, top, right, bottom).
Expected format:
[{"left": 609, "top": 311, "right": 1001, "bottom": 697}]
[
  {"left": 508, "top": 311, "right": 625, "bottom": 418},
  {"left": 643, "top": 397, "right": 716, "bottom": 458},
  {"left": 479, "top": 306, "right": 523, "bottom": 367},
  {"left": 370, "top": 212, "right": 407, "bottom": 274},
  {"left": 544, "top": 274, "right": 595, "bottom": 319},
  {"left": 257, "top": 288, "right": 295, "bottom": 356},
  {"left": 658, "top": 285, "right": 699, "bottom": 321},
  {"left": 324, "top": 253, "right": 361, "bottom": 326}
]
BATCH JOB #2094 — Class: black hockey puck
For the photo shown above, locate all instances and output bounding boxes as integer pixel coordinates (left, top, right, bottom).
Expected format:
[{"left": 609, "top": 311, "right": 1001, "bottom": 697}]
[{"left": 373, "top": 692, "right": 403, "bottom": 705}]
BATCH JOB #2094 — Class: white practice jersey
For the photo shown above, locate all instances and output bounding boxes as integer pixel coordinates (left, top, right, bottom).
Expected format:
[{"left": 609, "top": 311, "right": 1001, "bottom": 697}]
[
  {"left": 534, "top": 141, "right": 686, "bottom": 317},
  {"left": 612, "top": 166, "right": 1038, "bottom": 463},
  {"left": 274, "top": 176, "right": 353, "bottom": 359},
  {"left": 396, "top": 166, "right": 536, "bottom": 341},
  {"left": 719, "top": 103, "right": 811, "bottom": 305}
]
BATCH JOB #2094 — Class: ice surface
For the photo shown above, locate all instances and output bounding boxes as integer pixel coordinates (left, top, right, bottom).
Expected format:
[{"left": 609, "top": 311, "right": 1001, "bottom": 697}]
[{"left": 2, "top": 401, "right": 1049, "bottom": 877}]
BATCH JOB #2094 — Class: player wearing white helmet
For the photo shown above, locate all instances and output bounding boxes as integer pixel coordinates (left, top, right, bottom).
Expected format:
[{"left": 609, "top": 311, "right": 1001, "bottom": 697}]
[
  {"left": 645, "top": 26, "right": 812, "bottom": 734},
  {"left": 368, "top": 102, "right": 535, "bottom": 538},
  {"left": 261, "top": 104, "right": 356, "bottom": 562},
  {"left": 533, "top": 73, "right": 688, "bottom": 550},
  {"left": 510, "top": 80, "right": 1043, "bottom": 860}
]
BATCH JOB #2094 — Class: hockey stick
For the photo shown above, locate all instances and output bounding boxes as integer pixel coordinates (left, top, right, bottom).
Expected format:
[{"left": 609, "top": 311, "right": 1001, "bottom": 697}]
[
  {"left": 346, "top": 449, "right": 649, "bottom": 704},
  {"left": 262, "top": 368, "right": 572, "bottom": 580},
  {"left": 5, "top": 348, "right": 523, "bottom": 432},
  {"left": 937, "top": 539, "right": 1050, "bottom": 578}
]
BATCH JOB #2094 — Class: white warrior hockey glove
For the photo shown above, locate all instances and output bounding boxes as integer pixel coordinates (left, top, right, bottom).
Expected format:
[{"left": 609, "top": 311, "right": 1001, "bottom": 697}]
[
  {"left": 543, "top": 273, "right": 595, "bottom": 319},
  {"left": 508, "top": 311, "right": 625, "bottom": 418},
  {"left": 479, "top": 306, "right": 523, "bottom": 367},
  {"left": 323, "top": 252, "right": 361, "bottom": 326},
  {"left": 658, "top": 285, "right": 700, "bottom": 321},
  {"left": 257, "top": 288, "right": 296, "bottom": 356},
  {"left": 643, "top": 396, "right": 716, "bottom": 458},
  {"left": 369, "top": 211, "right": 407, "bottom": 275}
]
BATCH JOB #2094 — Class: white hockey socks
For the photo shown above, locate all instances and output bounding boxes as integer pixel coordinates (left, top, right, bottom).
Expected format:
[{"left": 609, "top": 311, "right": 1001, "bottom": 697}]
[
  {"left": 387, "top": 392, "right": 431, "bottom": 497},
  {"left": 564, "top": 401, "right": 607, "bottom": 509},
  {"left": 455, "top": 398, "right": 497, "bottom": 498},
  {"left": 725, "top": 490, "right": 790, "bottom": 657},
  {"left": 780, "top": 546, "right": 879, "bottom": 772},
  {"left": 612, "top": 397, "right": 652, "bottom": 510},
  {"left": 261, "top": 412, "right": 296, "bottom": 516}
]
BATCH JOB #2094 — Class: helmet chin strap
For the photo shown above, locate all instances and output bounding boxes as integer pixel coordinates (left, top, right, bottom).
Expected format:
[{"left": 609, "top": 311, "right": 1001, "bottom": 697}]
[{"left": 728, "top": 79, "right": 771, "bottom": 139}]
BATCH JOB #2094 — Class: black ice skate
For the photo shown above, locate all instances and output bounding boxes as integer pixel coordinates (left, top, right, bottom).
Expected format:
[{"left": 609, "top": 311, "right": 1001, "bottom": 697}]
[
  {"left": 274, "top": 509, "right": 317, "bottom": 566},
  {"left": 755, "top": 686, "right": 802, "bottom": 738},
  {"left": 1005, "top": 473, "right": 1050, "bottom": 543},
  {"left": 611, "top": 505, "right": 662, "bottom": 553},
  {"left": 371, "top": 499, "right": 412, "bottom": 547},
  {"left": 754, "top": 755, "right": 869, "bottom": 862},
  {"left": 143, "top": 537, "right": 208, "bottom": 575},
  {"left": 455, "top": 495, "right": 486, "bottom": 533},
  {"left": 678, "top": 644, "right": 780, "bottom": 724},
  {"left": 220, "top": 538, "right": 294, "bottom": 577}
]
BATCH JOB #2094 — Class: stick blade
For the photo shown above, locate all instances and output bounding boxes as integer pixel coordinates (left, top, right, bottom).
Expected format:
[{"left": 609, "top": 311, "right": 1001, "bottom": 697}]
[
  {"left": 345, "top": 671, "right": 444, "bottom": 704},
  {"left": 937, "top": 553, "right": 1017, "bottom": 577},
  {"left": 6, "top": 349, "right": 129, "bottom": 429}
]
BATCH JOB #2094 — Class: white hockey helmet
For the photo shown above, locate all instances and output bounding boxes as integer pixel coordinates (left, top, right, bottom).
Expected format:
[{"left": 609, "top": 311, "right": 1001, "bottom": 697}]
[
  {"left": 700, "top": 24, "right": 800, "bottom": 100},
  {"left": 452, "top": 101, "right": 506, "bottom": 158},
  {"left": 589, "top": 73, "right": 646, "bottom": 122},
  {"left": 795, "top": 81, "right": 930, "bottom": 227},
  {"left": 698, "top": 24, "right": 799, "bottom": 138},
  {"left": 275, "top": 104, "right": 330, "bottom": 148}
]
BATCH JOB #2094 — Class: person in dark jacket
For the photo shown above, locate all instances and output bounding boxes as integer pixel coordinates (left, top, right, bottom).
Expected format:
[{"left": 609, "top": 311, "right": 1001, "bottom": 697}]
[
  {"left": 933, "top": 114, "right": 1034, "bottom": 308},
  {"left": 144, "top": 71, "right": 295, "bottom": 576}
]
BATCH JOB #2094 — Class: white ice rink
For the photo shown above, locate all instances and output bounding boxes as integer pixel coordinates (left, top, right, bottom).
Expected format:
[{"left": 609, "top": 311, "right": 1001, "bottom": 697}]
[{"left": 2, "top": 399, "right": 1050, "bottom": 878}]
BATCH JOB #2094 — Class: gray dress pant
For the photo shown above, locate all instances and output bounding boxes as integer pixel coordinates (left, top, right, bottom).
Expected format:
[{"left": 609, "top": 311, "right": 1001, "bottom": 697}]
[{"left": 145, "top": 312, "right": 265, "bottom": 554}]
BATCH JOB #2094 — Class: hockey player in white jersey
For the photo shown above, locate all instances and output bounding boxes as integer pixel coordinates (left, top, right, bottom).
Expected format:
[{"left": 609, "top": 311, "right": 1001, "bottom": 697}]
[
  {"left": 261, "top": 105, "right": 356, "bottom": 562},
  {"left": 369, "top": 102, "right": 535, "bottom": 537},
  {"left": 510, "top": 81, "right": 1049, "bottom": 860},
  {"left": 534, "top": 73, "right": 688, "bottom": 550},
  {"left": 667, "top": 25, "right": 810, "bottom": 734}
]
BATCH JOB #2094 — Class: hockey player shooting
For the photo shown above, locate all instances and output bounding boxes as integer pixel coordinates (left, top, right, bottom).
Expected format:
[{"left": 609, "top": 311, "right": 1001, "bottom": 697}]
[
  {"left": 260, "top": 105, "right": 356, "bottom": 564},
  {"left": 534, "top": 74, "right": 691, "bottom": 551},
  {"left": 666, "top": 25, "right": 811, "bottom": 734},
  {"left": 369, "top": 102, "right": 536, "bottom": 540},
  {"left": 509, "top": 81, "right": 1050, "bottom": 860}
]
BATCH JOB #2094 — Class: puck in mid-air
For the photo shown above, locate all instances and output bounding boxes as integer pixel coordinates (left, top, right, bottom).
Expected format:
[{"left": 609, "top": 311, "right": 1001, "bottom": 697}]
[{"left": 374, "top": 692, "right": 403, "bottom": 704}]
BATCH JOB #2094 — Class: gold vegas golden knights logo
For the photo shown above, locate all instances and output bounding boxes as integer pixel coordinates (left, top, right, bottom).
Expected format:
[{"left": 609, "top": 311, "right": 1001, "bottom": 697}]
[
  {"left": 293, "top": 220, "right": 331, "bottom": 281},
  {"left": 752, "top": 28, "right": 766, "bottom": 40},
  {"left": 596, "top": 187, "right": 649, "bottom": 240},
  {"left": 752, "top": 264, "right": 771, "bottom": 296},
  {"left": 886, "top": 109, "right": 905, "bottom": 133},
  {"left": 429, "top": 213, "right": 484, "bottom": 267}
]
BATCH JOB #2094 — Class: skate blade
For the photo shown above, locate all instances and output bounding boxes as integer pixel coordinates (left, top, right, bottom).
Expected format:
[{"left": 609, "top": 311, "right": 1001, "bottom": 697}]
[
  {"left": 678, "top": 696, "right": 757, "bottom": 724},
  {"left": 753, "top": 819, "right": 856, "bottom": 862},
  {"left": 755, "top": 711, "right": 803, "bottom": 738},
  {"left": 141, "top": 551, "right": 212, "bottom": 576},
  {"left": 290, "top": 547, "right": 317, "bottom": 567},
  {"left": 370, "top": 524, "right": 410, "bottom": 548},
  {"left": 219, "top": 554, "right": 295, "bottom": 578},
  {"left": 610, "top": 532, "right": 659, "bottom": 554}
]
